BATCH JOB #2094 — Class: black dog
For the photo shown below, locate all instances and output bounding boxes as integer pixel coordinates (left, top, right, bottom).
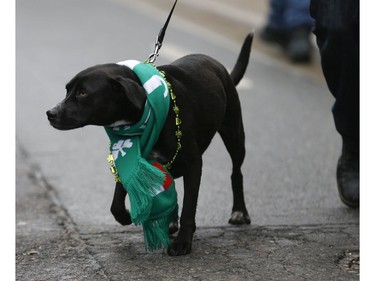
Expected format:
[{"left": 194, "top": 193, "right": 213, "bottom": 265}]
[{"left": 47, "top": 33, "right": 253, "bottom": 256}]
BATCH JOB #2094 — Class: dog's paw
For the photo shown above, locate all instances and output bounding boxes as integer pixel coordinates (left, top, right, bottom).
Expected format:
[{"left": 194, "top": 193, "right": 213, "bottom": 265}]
[
  {"left": 167, "top": 241, "right": 192, "bottom": 256},
  {"left": 228, "top": 211, "right": 251, "bottom": 225},
  {"left": 169, "top": 222, "right": 179, "bottom": 235}
]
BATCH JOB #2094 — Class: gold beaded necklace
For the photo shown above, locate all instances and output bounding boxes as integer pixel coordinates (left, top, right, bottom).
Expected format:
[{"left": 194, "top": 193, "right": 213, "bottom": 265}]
[{"left": 160, "top": 70, "right": 182, "bottom": 170}]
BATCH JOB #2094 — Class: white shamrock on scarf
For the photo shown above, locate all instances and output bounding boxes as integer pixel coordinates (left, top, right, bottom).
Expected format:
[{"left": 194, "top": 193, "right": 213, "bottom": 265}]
[{"left": 111, "top": 139, "right": 133, "bottom": 160}]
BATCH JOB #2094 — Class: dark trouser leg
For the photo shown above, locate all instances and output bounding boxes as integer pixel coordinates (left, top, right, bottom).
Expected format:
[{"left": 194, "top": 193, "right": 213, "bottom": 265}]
[{"left": 312, "top": 17, "right": 359, "bottom": 208}]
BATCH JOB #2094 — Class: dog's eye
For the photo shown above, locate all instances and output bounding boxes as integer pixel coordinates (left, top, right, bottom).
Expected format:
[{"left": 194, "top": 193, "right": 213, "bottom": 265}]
[{"left": 76, "top": 91, "right": 88, "bottom": 98}]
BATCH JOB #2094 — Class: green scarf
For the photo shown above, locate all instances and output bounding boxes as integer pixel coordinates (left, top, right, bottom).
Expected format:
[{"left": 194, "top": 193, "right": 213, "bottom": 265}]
[{"left": 105, "top": 60, "right": 178, "bottom": 251}]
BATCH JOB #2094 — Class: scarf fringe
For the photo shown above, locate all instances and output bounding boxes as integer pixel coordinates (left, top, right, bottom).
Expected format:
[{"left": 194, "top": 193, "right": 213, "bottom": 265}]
[
  {"left": 143, "top": 204, "right": 179, "bottom": 251},
  {"left": 142, "top": 215, "right": 171, "bottom": 251},
  {"left": 125, "top": 158, "right": 166, "bottom": 224}
]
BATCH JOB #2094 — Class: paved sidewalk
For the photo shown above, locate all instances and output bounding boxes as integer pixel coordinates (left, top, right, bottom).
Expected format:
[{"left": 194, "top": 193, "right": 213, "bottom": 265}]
[
  {"left": 16, "top": 145, "right": 359, "bottom": 280},
  {"left": 16, "top": 145, "right": 107, "bottom": 281}
]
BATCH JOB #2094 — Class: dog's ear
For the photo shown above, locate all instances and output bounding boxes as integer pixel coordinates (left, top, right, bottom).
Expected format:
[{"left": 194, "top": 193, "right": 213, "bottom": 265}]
[{"left": 111, "top": 77, "right": 146, "bottom": 111}]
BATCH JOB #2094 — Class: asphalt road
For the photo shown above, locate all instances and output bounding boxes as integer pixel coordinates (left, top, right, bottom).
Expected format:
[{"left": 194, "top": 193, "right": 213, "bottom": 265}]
[{"left": 16, "top": 0, "right": 359, "bottom": 280}]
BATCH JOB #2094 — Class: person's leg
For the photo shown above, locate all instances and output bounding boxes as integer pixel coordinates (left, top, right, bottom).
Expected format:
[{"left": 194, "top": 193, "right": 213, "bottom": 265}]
[
  {"left": 311, "top": 0, "right": 359, "bottom": 207},
  {"left": 261, "top": 0, "right": 313, "bottom": 62},
  {"left": 284, "top": 0, "right": 314, "bottom": 62},
  {"left": 268, "top": 0, "right": 287, "bottom": 29},
  {"left": 284, "top": 0, "right": 313, "bottom": 29},
  {"left": 261, "top": 0, "right": 288, "bottom": 46}
]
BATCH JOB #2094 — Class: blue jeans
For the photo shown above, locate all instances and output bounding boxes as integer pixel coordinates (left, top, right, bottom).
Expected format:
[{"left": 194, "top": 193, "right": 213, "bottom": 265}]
[{"left": 268, "top": 0, "right": 313, "bottom": 30}]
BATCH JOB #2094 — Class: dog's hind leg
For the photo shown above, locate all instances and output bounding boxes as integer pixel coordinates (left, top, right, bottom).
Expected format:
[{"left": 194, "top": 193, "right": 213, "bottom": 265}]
[{"left": 218, "top": 107, "right": 251, "bottom": 225}]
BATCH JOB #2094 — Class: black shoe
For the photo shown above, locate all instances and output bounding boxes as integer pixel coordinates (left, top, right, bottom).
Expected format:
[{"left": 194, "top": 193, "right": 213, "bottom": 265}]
[
  {"left": 260, "top": 26, "right": 288, "bottom": 47},
  {"left": 285, "top": 25, "right": 312, "bottom": 63},
  {"left": 337, "top": 143, "right": 359, "bottom": 208}
]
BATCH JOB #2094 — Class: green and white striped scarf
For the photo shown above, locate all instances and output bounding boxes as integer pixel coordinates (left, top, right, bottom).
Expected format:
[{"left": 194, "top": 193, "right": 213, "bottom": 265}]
[{"left": 105, "top": 60, "right": 178, "bottom": 251}]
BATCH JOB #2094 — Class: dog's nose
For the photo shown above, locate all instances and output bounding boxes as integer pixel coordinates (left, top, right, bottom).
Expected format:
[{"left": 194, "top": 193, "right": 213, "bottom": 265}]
[{"left": 46, "top": 108, "right": 58, "bottom": 121}]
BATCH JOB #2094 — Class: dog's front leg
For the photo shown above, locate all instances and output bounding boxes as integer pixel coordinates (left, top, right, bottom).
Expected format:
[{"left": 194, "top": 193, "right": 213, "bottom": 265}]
[
  {"left": 168, "top": 157, "right": 202, "bottom": 256},
  {"left": 110, "top": 182, "right": 132, "bottom": 225}
]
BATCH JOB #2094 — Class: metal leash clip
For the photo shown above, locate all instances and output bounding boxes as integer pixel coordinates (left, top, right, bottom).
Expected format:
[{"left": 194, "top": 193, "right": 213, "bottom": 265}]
[
  {"left": 147, "top": 37, "right": 162, "bottom": 64},
  {"left": 146, "top": 0, "right": 178, "bottom": 64}
]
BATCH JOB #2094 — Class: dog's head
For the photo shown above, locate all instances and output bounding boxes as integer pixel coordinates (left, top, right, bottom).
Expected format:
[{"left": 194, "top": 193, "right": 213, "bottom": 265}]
[{"left": 46, "top": 64, "right": 146, "bottom": 130}]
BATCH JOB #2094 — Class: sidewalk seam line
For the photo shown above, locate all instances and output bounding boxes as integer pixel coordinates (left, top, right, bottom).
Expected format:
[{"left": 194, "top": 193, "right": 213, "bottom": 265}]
[{"left": 19, "top": 143, "right": 112, "bottom": 281}]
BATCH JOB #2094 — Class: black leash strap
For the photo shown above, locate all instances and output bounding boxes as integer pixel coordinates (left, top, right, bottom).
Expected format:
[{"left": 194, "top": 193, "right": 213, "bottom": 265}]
[{"left": 146, "top": 0, "right": 178, "bottom": 63}]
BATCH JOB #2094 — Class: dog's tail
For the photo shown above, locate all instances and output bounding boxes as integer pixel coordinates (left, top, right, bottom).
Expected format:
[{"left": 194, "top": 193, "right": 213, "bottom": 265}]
[{"left": 230, "top": 33, "right": 254, "bottom": 86}]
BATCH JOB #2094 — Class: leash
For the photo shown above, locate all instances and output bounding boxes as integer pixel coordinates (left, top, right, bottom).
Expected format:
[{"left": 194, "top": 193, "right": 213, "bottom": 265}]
[
  {"left": 146, "top": 0, "right": 178, "bottom": 63},
  {"left": 144, "top": 0, "right": 182, "bottom": 171}
]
